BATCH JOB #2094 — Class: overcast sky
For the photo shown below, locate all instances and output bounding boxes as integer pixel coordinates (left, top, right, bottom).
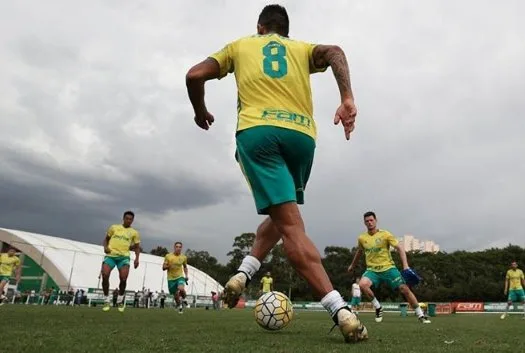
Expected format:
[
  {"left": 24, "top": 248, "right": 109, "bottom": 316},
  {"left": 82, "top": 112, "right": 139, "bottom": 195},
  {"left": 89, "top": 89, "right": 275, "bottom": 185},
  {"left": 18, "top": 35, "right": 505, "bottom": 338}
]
[{"left": 0, "top": 0, "right": 523, "bottom": 264}]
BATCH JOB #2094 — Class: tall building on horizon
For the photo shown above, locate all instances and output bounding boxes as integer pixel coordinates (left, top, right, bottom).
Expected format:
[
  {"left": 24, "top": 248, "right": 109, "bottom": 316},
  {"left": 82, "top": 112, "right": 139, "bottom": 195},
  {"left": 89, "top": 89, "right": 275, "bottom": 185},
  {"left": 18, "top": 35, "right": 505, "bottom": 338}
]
[{"left": 400, "top": 234, "right": 440, "bottom": 253}]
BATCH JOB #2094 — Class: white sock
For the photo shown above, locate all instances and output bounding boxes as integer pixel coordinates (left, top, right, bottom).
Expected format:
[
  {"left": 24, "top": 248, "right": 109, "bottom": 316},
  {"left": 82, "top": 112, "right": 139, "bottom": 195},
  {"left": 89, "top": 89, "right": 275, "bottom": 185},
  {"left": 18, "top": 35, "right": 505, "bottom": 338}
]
[
  {"left": 371, "top": 297, "right": 381, "bottom": 309},
  {"left": 117, "top": 295, "right": 124, "bottom": 303},
  {"left": 320, "top": 290, "right": 348, "bottom": 317},
  {"left": 506, "top": 303, "right": 511, "bottom": 312},
  {"left": 237, "top": 255, "right": 261, "bottom": 280},
  {"left": 104, "top": 296, "right": 110, "bottom": 303},
  {"left": 415, "top": 306, "right": 424, "bottom": 317}
]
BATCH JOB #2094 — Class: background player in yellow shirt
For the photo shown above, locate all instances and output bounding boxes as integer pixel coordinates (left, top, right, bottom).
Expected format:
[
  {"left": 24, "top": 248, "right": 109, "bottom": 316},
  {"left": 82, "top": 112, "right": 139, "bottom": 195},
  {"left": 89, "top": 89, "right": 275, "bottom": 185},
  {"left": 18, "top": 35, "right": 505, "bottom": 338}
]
[
  {"left": 500, "top": 261, "right": 525, "bottom": 319},
  {"left": 0, "top": 246, "right": 21, "bottom": 304},
  {"left": 100, "top": 210, "right": 141, "bottom": 312},
  {"left": 348, "top": 211, "right": 431, "bottom": 324},
  {"left": 163, "top": 241, "right": 189, "bottom": 314},
  {"left": 260, "top": 272, "right": 273, "bottom": 294},
  {"left": 185, "top": 4, "right": 364, "bottom": 342}
]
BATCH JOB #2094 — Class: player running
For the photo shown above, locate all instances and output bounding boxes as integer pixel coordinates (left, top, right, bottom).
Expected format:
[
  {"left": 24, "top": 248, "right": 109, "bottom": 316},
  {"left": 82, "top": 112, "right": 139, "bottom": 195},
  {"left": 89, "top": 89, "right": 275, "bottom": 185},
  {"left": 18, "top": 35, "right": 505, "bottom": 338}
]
[
  {"left": 348, "top": 211, "right": 431, "bottom": 324},
  {"left": 350, "top": 277, "right": 361, "bottom": 314},
  {"left": 500, "top": 261, "right": 525, "bottom": 319},
  {"left": 0, "top": 246, "right": 21, "bottom": 305},
  {"left": 185, "top": 4, "right": 364, "bottom": 342},
  {"left": 260, "top": 272, "right": 273, "bottom": 294},
  {"left": 100, "top": 211, "right": 141, "bottom": 312},
  {"left": 163, "top": 242, "right": 189, "bottom": 314}
]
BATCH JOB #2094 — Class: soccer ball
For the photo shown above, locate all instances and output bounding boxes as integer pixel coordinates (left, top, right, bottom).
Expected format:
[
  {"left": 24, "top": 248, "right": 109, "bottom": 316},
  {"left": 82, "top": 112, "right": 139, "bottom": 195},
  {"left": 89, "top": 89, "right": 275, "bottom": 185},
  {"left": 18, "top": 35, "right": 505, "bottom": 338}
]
[
  {"left": 254, "top": 291, "right": 293, "bottom": 331},
  {"left": 352, "top": 323, "right": 369, "bottom": 341}
]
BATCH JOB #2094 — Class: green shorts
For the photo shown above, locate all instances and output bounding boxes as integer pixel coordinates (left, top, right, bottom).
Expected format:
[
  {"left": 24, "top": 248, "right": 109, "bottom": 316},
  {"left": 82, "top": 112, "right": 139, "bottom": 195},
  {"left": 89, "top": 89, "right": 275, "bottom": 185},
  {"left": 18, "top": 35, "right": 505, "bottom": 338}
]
[
  {"left": 350, "top": 297, "right": 361, "bottom": 306},
  {"left": 235, "top": 126, "right": 315, "bottom": 215},
  {"left": 103, "top": 256, "right": 130, "bottom": 270},
  {"left": 508, "top": 289, "right": 525, "bottom": 303},
  {"left": 0, "top": 275, "right": 10, "bottom": 283},
  {"left": 168, "top": 278, "right": 186, "bottom": 295},
  {"left": 363, "top": 267, "right": 406, "bottom": 290}
]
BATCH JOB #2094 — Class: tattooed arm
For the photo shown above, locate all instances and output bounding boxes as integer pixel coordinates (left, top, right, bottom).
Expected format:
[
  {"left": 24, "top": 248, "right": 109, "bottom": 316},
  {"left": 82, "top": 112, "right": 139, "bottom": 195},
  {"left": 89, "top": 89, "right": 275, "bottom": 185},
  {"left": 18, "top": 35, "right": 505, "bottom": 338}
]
[{"left": 311, "top": 45, "right": 353, "bottom": 102}]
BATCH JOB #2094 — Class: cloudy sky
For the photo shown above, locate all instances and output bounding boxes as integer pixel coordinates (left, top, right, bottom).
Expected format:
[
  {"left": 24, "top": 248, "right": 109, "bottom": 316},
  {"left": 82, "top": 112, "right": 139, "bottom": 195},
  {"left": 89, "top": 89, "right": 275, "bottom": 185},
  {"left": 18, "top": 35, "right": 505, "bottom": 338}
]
[{"left": 0, "top": 0, "right": 523, "bottom": 263}]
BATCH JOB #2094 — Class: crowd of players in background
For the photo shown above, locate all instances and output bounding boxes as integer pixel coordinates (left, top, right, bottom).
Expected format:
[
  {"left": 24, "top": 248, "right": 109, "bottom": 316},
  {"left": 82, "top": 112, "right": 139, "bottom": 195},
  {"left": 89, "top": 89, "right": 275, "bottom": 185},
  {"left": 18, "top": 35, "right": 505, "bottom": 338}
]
[{"left": 1, "top": 209, "right": 524, "bottom": 321}]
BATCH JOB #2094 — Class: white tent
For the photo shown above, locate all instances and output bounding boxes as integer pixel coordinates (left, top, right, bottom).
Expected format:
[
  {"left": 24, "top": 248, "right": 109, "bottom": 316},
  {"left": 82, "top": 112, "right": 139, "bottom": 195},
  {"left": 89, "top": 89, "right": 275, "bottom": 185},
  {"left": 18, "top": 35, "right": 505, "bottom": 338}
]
[{"left": 0, "top": 228, "right": 223, "bottom": 296}]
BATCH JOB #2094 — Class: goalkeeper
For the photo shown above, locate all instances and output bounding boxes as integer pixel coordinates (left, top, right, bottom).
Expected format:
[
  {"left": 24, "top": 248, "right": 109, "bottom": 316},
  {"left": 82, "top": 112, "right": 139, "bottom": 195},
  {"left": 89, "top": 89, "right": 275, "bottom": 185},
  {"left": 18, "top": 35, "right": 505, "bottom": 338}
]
[{"left": 347, "top": 211, "right": 431, "bottom": 324}]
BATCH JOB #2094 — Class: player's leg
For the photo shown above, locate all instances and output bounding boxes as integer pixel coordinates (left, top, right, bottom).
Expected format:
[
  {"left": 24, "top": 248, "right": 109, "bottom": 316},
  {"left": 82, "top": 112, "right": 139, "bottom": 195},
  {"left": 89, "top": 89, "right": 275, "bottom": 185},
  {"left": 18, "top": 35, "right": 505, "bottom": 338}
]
[
  {"left": 520, "top": 290, "right": 525, "bottom": 319},
  {"left": 359, "top": 273, "right": 383, "bottom": 322},
  {"left": 226, "top": 126, "right": 361, "bottom": 342},
  {"left": 387, "top": 268, "right": 430, "bottom": 323},
  {"left": 177, "top": 281, "right": 186, "bottom": 314},
  {"left": 226, "top": 217, "right": 281, "bottom": 305},
  {"left": 0, "top": 278, "right": 8, "bottom": 304},
  {"left": 116, "top": 258, "right": 131, "bottom": 312},
  {"left": 501, "top": 291, "right": 514, "bottom": 319},
  {"left": 101, "top": 258, "right": 114, "bottom": 311}
]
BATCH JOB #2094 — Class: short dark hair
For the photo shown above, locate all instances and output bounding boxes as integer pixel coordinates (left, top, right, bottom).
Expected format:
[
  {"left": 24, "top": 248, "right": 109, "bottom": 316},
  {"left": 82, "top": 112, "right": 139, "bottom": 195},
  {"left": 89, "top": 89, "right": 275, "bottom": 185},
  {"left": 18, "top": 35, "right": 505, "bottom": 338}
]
[
  {"left": 123, "top": 210, "right": 135, "bottom": 219},
  {"left": 363, "top": 211, "right": 376, "bottom": 219},
  {"left": 175, "top": 241, "right": 183, "bottom": 247},
  {"left": 258, "top": 4, "right": 289, "bottom": 37}
]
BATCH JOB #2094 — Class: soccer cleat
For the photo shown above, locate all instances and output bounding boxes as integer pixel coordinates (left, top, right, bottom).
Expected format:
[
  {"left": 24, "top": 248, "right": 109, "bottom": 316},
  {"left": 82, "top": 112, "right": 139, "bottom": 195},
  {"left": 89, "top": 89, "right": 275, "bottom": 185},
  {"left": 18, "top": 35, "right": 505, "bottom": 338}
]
[
  {"left": 118, "top": 302, "right": 126, "bottom": 313},
  {"left": 500, "top": 314, "right": 506, "bottom": 320},
  {"left": 418, "top": 315, "right": 431, "bottom": 324},
  {"left": 375, "top": 306, "right": 384, "bottom": 322},
  {"left": 223, "top": 271, "right": 250, "bottom": 309},
  {"left": 102, "top": 302, "right": 111, "bottom": 312},
  {"left": 331, "top": 307, "right": 363, "bottom": 343}
]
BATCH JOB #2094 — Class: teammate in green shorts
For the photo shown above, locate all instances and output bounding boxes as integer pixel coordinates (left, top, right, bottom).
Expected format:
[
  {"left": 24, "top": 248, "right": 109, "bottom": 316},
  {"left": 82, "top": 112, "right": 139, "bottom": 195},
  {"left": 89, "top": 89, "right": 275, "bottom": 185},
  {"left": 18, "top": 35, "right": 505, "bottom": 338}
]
[
  {"left": 348, "top": 211, "right": 431, "bottom": 324},
  {"left": 0, "top": 246, "right": 21, "bottom": 305},
  {"left": 101, "top": 210, "right": 141, "bottom": 312},
  {"left": 163, "top": 242, "right": 189, "bottom": 314},
  {"left": 501, "top": 261, "right": 525, "bottom": 319},
  {"left": 186, "top": 4, "right": 365, "bottom": 342}
]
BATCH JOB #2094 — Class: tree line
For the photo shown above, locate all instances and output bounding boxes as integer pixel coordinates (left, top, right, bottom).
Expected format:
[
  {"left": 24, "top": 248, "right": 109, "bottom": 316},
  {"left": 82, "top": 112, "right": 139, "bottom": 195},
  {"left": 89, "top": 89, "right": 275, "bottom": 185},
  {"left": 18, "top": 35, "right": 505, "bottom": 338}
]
[{"left": 150, "top": 233, "right": 525, "bottom": 302}]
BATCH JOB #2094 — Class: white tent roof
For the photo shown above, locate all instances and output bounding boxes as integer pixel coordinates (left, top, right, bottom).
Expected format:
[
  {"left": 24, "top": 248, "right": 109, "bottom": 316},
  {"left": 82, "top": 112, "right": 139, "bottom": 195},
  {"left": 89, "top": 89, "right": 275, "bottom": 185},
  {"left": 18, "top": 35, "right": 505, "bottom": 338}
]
[{"left": 0, "top": 228, "right": 223, "bottom": 296}]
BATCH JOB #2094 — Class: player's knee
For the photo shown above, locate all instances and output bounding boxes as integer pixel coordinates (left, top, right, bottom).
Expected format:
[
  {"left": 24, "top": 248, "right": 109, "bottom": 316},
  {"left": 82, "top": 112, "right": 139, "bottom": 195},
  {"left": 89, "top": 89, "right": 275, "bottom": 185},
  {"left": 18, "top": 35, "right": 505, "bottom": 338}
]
[{"left": 268, "top": 203, "right": 304, "bottom": 237}]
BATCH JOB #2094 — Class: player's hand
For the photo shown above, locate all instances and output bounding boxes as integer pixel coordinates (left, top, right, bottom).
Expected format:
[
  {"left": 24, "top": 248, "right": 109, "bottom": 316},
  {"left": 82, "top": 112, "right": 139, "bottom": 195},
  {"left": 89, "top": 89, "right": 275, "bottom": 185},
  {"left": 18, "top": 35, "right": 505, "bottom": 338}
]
[
  {"left": 194, "top": 111, "right": 215, "bottom": 130},
  {"left": 334, "top": 98, "right": 357, "bottom": 140},
  {"left": 134, "top": 258, "right": 139, "bottom": 269}
]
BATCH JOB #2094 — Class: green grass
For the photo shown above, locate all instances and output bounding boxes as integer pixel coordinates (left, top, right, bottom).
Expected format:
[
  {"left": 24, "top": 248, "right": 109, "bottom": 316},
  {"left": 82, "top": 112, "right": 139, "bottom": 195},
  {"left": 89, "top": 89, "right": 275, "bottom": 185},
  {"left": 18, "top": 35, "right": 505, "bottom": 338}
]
[{"left": 0, "top": 306, "right": 523, "bottom": 353}]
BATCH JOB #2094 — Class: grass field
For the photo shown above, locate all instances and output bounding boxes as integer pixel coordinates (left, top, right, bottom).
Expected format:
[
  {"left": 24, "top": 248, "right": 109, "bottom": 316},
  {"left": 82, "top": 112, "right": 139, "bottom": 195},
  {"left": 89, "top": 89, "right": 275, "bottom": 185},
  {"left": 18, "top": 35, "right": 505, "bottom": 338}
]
[{"left": 0, "top": 306, "right": 523, "bottom": 353}]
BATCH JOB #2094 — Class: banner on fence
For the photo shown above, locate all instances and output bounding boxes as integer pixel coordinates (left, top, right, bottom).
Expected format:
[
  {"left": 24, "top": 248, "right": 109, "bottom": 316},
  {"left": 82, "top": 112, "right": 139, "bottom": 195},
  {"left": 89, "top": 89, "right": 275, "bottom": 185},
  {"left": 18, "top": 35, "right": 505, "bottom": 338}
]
[{"left": 452, "top": 302, "right": 484, "bottom": 312}]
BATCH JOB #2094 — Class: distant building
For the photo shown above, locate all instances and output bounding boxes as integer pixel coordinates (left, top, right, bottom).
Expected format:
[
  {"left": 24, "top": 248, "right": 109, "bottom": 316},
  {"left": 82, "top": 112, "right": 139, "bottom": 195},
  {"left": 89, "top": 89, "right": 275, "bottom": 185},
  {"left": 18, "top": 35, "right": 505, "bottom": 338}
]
[{"left": 400, "top": 234, "right": 440, "bottom": 253}]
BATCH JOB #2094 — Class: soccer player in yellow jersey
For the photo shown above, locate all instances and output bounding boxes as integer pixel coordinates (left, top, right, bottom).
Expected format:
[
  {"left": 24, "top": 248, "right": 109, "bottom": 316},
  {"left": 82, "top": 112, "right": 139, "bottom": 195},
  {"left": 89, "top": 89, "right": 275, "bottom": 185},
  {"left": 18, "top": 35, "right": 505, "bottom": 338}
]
[
  {"left": 0, "top": 246, "right": 21, "bottom": 304},
  {"left": 260, "top": 272, "right": 273, "bottom": 294},
  {"left": 500, "top": 261, "right": 525, "bottom": 319},
  {"left": 348, "top": 212, "right": 431, "bottom": 324},
  {"left": 186, "top": 4, "right": 364, "bottom": 342},
  {"left": 101, "top": 210, "right": 141, "bottom": 312},
  {"left": 163, "top": 242, "right": 189, "bottom": 314}
]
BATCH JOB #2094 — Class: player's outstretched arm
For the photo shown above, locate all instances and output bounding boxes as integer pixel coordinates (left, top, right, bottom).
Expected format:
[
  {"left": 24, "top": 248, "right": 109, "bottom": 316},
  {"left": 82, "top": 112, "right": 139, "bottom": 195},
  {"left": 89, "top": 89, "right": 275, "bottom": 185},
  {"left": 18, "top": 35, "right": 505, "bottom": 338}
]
[
  {"left": 186, "top": 58, "right": 221, "bottom": 130},
  {"left": 394, "top": 244, "right": 410, "bottom": 270},
  {"left": 311, "top": 45, "right": 354, "bottom": 103},
  {"left": 312, "top": 45, "right": 356, "bottom": 140},
  {"left": 347, "top": 248, "right": 362, "bottom": 272}
]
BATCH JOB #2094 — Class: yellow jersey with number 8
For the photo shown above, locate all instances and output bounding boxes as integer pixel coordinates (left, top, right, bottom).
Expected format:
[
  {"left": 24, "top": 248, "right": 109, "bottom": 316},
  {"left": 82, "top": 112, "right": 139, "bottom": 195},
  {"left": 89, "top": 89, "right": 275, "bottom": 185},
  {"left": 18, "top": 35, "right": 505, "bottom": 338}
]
[{"left": 209, "top": 33, "right": 327, "bottom": 140}]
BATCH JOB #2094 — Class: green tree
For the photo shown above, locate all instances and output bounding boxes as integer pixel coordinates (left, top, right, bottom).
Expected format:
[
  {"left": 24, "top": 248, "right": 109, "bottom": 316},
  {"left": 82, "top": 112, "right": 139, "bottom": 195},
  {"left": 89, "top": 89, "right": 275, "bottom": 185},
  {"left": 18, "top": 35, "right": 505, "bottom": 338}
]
[
  {"left": 226, "top": 233, "right": 256, "bottom": 272},
  {"left": 150, "top": 246, "right": 168, "bottom": 257}
]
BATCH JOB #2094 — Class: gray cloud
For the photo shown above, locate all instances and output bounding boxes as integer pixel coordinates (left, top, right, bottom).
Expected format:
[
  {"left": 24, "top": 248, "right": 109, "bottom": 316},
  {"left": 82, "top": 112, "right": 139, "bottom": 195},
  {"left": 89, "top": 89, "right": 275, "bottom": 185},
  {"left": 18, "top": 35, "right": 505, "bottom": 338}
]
[{"left": 0, "top": 0, "right": 524, "bottom": 264}]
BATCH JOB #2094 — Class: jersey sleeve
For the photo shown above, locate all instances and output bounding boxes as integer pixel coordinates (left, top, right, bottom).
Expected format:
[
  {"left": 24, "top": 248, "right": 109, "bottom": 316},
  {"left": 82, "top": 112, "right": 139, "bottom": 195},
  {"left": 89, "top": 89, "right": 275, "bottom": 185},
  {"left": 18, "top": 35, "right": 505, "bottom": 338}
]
[
  {"left": 506, "top": 270, "right": 510, "bottom": 280},
  {"left": 183, "top": 256, "right": 188, "bottom": 266},
  {"left": 106, "top": 225, "right": 115, "bottom": 238},
  {"left": 386, "top": 231, "right": 399, "bottom": 247},
  {"left": 306, "top": 43, "right": 328, "bottom": 74},
  {"left": 208, "top": 42, "right": 235, "bottom": 79},
  {"left": 132, "top": 230, "right": 141, "bottom": 244},
  {"left": 521, "top": 271, "right": 524, "bottom": 279},
  {"left": 15, "top": 257, "right": 21, "bottom": 267}
]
